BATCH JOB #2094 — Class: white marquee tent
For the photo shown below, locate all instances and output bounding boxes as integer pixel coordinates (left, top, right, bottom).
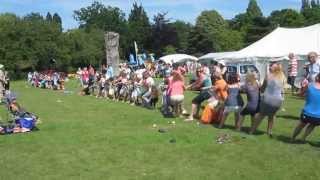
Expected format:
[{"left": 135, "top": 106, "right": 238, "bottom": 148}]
[
  {"left": 204, "top": 24, "right": 320, "bottom": 82},
  {"left": 198, "top": 51, "right": 237, "bottom": 63},
  {"left": 219, "top": 23, "right": 320, "bottom": 60},
  {"left": 158, "top": 54, "right": 198, "bottom": 64}
]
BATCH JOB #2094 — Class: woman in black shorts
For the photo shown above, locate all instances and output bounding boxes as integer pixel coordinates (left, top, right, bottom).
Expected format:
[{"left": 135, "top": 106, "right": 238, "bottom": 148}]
[
  {"left": 292, "top": 73, "right": 320, "bottom": 142},
  {"left": 185, "top": 68, "right": 213, "bottom": 121}
]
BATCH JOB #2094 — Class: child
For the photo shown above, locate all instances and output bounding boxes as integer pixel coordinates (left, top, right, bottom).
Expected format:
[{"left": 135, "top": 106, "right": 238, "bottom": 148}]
[
  {"left": 219, "top": 73, "right": 243, "bottom": 128},
  {"left": 237, "top": 73, "right": 260, "bottom": 131}
]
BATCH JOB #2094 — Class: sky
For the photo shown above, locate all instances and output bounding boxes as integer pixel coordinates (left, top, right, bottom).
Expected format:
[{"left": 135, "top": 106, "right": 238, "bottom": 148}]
[{"left": 0, "top": 0, "right": 302, "bottom": 30}]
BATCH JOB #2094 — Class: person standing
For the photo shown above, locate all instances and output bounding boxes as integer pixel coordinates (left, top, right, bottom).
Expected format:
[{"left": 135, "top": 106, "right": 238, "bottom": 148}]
[
  {"left": 250, "top": 63, "right": 286, "bottom": 137},
  {"left": 306, "top": 52, "right": 320, "bottom": 83},
  {"left": 287, "top": 53, "right": 298, "bottom": 94},
  {"left": 292, "top": 73, "right": 320, "bottom": 142},
  {"left": 0, "top": 65, "right": 5, "bottom": 101}
]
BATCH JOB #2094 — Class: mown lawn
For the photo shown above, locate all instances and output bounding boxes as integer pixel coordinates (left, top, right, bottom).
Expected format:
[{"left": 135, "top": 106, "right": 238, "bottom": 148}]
[{"left": 0, "top": 80, "right": 319, "bottom": 180}]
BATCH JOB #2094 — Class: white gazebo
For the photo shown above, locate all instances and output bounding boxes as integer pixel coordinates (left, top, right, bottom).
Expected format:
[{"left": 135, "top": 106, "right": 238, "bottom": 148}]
[{"left": 158, "top": 54, "right": 198, "bottom": 64}]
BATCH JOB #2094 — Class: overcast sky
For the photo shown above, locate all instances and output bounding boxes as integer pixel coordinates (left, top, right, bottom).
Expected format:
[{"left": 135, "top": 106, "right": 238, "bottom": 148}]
[{"left": 0, "top": 0, "right": 302, "bottom": 30}]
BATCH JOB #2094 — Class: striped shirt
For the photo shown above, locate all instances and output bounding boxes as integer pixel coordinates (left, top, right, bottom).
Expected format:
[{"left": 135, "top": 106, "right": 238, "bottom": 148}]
[{"left": 288, "top": 58, "right": 298, "bottom": 77}]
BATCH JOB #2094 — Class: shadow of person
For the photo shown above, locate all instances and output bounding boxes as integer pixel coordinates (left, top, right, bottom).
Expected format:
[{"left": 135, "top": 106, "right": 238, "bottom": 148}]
[
  {"left": 308, "top": 141, "right": 320, "bottom": 148},
  {"left": 212, "top": 124, "right": 265, "bottom": 135},
  {"left": 276, "top": 135, "right": 307, "bottom": 144},
  {"left": 276, "top": 115, "right": 300, "bottom": 121}
]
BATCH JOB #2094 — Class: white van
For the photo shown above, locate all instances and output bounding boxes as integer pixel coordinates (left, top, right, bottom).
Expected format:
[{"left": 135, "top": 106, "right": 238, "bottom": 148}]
[{"left": 225, "top": 63, "right": 260, "bottom": 85}]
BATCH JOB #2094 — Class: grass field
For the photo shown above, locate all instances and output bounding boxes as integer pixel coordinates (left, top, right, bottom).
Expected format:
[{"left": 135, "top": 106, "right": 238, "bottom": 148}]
[{"left": 0, "top": 80, "right": 320, "bottom": 180}]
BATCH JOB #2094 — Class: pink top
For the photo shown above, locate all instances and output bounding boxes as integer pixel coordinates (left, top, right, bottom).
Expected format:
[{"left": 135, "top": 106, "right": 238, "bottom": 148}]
[
  {"left": 82, "top": 70, "right": 89, "bottom": 81},
  {"left": 168, "top": 80, "right": 184, "bottom": 96}
]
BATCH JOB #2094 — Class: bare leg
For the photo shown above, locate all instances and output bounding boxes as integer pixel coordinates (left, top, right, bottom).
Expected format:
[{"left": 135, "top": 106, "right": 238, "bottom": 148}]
[
  {"left": 219, "top": 111, "right": 229, "bottom": 128},
  {"left": 236, "top": 115, "right": 244, "bottom": 131},
  {"left": 292, "top": 122, "right": 307, "bottom": 141},
  {"left": 250, "top": 115, "right": 254, "bottom": 128},
  {"left": 250, "top": 113, "right": 266, "bottom": 134},
  {"left": 235, "top": 111, "right": 240, "bottom": 129},
  {"left": 267, "top": 115, "right": 275, "bottom": 136},
  {"left": 186, "top": 104, "right": 198, "bottom": 121},
  {"left": 302, "top": 124, "right": 316, "bottom": 141}
]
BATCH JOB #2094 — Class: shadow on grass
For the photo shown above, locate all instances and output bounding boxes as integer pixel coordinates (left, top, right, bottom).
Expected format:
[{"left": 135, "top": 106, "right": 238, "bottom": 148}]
[
  {"left": 212, "top": 124, "right": 265, "bottom": 135},
  {"left": 276, "top": 115, "right": 300, "bottom": 121},
  {"left": 276, "top": 135, "right": 307, "bottom": 144},
  {"left": 309, "top": 142, "right": 320, "bottom": 148}
]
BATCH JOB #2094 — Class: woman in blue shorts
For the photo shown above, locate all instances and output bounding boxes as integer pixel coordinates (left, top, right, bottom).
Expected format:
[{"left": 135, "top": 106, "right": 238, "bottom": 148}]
[{"left": 292, "top": 73, "right": 320, "bottom": 142}]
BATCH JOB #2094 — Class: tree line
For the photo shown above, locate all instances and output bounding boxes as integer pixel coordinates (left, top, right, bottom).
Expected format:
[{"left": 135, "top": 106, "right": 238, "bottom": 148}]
[{"left": 0, "top": 0, "right": 319, "bottom": 78}]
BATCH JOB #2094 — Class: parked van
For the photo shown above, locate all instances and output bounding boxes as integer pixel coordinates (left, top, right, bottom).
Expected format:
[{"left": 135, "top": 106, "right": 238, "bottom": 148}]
[{"left": 225, "top": 63, "right": 260, "bottom": 85}]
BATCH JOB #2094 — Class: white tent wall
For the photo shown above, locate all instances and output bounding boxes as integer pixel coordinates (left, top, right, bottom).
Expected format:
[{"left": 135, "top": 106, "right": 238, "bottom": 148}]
[{"left": 212, "top": 24, "right": 320, "bottom": 83}]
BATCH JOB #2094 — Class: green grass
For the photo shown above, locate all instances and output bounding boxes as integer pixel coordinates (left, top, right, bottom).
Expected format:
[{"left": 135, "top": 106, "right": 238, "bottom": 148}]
[{"left": 0, "top": 80, "right": 320, "bottom": 180}]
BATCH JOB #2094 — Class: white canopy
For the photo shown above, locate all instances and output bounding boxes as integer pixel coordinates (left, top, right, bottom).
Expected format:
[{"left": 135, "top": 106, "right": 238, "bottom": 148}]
[
  {"left": 159, "top": 54, "right": 198, "bottom": 64},
  {"left": 199, "top": 51, "right": 238, "bottom": 62},
  {"left": 220, "top": 24, "right": 320, "bottom": 60}
]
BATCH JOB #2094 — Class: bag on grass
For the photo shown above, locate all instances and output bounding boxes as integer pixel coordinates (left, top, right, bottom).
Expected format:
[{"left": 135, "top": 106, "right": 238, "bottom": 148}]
[
  {"left": 201, "top": 104, "right": 220, "bottom": 124},
  {"left": 201, "top": 105, "right": 213, "bottom": 124}
]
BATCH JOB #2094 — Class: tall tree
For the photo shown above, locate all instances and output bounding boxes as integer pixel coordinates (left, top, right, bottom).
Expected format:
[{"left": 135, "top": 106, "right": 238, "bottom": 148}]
[
  {"left": 127, "top": 2, "right": 151, "bottom": 53},
  {"left": 151, "top": 12, "right": 178, "bottom": 56},
  {"left": 46, "top": 12, "right": 52, "bottom": 22},
  {"left": 246, "top": 17, "right": 272, "bottom": 45},
  {"left": 170, "top": 21, "right": 192, "bottom": 53},
  {"left": 52, "top": 13, "right": 62, "bottom": 31},
  {"left": 301, "top": 0, "right": 311, "bottom": 12},
  {"left": 74, "top": 1, "right": 128, "bottom": 58},
  {"left": 311, "top": 0, "right": 318, "bottom": 8},
  {"left": 74, "top": 1, "right": 126, "bottom": 33},
  {"left": 246, "top": 0, "right": 263, "bottom": 19}
]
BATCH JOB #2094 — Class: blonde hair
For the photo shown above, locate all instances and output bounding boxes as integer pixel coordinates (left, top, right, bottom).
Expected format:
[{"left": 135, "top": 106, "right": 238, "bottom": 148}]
[
  {"left": 246, "top": 72, "right": 258, "bottom": 86},
  {"left": 270, "top": 63, "right": 286, "bottom": 83}
]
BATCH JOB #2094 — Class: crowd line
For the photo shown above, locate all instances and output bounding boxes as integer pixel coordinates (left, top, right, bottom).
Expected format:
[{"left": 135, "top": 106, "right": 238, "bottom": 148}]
[{"left": 28, "top": 51, "right": 320, "bottom": 142}]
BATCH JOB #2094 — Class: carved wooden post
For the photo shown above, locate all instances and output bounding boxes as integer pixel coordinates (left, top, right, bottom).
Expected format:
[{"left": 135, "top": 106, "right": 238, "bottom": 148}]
[{"left": 105, "top": 32, "right": 120, "bottom": 76}]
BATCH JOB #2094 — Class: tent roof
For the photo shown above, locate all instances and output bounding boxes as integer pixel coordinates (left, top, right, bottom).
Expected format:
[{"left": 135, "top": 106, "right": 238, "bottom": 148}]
[
  {"left": 220, "top": 24, "right": 320, "bottom": 59},
  {"left": 199, "top": 51, "right": 238, "bottom": 61},
  {"left": 159, "top": 54, "right": 198, "bottom": 64}
]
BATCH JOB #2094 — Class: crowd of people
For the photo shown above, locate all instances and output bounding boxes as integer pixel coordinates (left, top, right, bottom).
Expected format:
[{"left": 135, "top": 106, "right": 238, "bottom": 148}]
[
  {"left": 27, "top": 71, "right": 66, "bottom": 90},
  {"left": 25, "top": 51, "right": 320, "bottom": 142}
]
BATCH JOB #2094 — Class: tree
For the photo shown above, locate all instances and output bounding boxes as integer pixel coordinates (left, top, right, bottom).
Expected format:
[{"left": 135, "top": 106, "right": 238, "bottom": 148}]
[
  {"left": 189, "top": 10, "right": 242, "bottom": 54},
  {"left": 302, "top": 7, "right": 320, "bottom": 25},
  {"left": 52, "top": 13, "right": 62, "bottom": 24},
  {"left": 74, "top": 1, "right": 128, "bottom": 58},
  {"left": 269, "top": 9, "right": 305, "bottom": 28},
  {"left": 74, "top": 1, "right": 126, "bottom": 33},
  {"left": 127, "top": 2, "right": 151, "bottom": 53},
  {"left": 46, "top": 12, "right": 52, "bottom": 22},
  {"left": 170, "top": 21, "right": 192, "bottom": 53},
  {"left": 246, "top": 17, "right": 272, "bottom": 45},
  {"left": 196, "top": 10, "right": 227, "bottom": 32},
  {"left": 52, "top": 13, "right": 62, "bottom": 31},
  {"left": 301, "top": 0, "right": 311, "bottom": 12},
  {"left": 151, "top": 12, "right": 178, "bottom": 56},
  {"left": 311, "top": 0, "right": 319, "bottom": 8},
  {"left": 246, "top": 0, "right": 263, "bottom": 19}
]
